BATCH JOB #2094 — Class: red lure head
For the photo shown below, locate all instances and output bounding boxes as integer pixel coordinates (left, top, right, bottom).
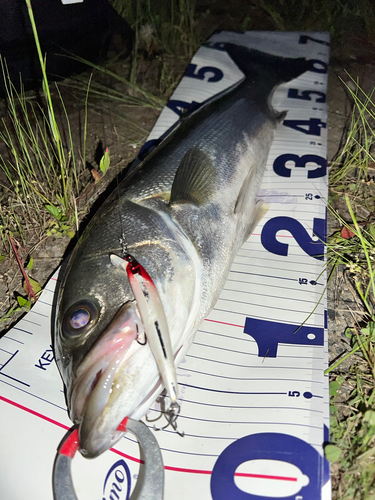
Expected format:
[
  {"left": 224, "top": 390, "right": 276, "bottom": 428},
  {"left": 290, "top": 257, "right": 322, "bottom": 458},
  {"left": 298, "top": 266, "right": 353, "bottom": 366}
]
[
  {"left": 125, "top": 254, "right": 141, "bottom": 275},
  {"left": 124, "top": 254, "right": 152, "bottom": 282}
]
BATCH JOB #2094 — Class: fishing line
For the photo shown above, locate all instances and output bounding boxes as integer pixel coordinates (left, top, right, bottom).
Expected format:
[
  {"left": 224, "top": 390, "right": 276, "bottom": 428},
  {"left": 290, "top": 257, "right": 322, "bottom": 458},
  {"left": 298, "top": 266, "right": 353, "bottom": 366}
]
[{"left": 115, "top": 175, "right": 128, "bottom": 257}]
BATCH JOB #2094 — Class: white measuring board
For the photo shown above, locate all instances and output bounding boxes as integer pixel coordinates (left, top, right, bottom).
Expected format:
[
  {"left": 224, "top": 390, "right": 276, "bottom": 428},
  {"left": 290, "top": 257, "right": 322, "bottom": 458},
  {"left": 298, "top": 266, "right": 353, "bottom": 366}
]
[{"left": 0, "top": 31, "right": 330, "bottom": 500}]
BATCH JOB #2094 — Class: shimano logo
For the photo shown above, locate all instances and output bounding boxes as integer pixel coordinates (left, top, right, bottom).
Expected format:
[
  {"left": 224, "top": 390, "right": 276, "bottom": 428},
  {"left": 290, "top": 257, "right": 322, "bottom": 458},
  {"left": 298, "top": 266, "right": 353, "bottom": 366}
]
[{"left": 101, "top": 459, "right": 131, "bottom": 500}]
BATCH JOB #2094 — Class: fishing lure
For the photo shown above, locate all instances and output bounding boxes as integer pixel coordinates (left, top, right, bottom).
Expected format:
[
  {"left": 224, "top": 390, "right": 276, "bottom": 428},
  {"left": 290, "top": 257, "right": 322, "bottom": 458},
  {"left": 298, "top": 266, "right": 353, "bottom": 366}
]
[{"left": 110, "top": 253, "right": 181, "bottom": 429}]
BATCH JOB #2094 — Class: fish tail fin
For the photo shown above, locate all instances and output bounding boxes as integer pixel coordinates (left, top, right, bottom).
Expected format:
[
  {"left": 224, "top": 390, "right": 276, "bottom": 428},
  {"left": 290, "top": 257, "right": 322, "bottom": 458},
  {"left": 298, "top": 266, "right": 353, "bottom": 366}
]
[{"left": 210, "top": 42, "right": 312, "bottom": 86}]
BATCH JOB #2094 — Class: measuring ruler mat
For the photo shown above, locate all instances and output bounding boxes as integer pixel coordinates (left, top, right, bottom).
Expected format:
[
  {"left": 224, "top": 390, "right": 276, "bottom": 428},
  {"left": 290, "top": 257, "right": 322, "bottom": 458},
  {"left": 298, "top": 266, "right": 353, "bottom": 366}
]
[{"left": 0, "top": 31, "right": 330, "bottom": 500}]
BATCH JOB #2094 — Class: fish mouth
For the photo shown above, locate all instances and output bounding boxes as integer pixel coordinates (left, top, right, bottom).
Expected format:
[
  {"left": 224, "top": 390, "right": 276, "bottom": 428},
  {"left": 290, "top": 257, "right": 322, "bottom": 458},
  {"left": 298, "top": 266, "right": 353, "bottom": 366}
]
[{"left": 70, "top": 301, "right": 147, "bottom": 458}]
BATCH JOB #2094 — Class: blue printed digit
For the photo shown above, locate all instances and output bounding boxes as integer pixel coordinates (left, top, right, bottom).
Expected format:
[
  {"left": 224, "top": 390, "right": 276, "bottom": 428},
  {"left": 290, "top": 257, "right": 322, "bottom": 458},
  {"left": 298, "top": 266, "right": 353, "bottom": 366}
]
[
  {"left": 288, "top": 391, "right": 300, "bottom": 397},
  {"left": 185, "top": 64, "right": 224, "bottom": 82},
  {"left": 243, "top": 318, "right": 324, "bottom": 358},
  {"left": 273, "top": 153, "right": 327, "bottom": 178},
  {"left": 287, "top": 88, "right": 326, "bottom": 103},
  {"left": 283, "top": 118, "right": 326, "bottom": 136},
  {"left": 261, "top": 216, "right": 325, "bottom": 260},
  {"left": 211, "top": 433, "right": 322, "bottom": 500},
  {"left": 166, "top": 99, "right": 200, "bottom": 116}
]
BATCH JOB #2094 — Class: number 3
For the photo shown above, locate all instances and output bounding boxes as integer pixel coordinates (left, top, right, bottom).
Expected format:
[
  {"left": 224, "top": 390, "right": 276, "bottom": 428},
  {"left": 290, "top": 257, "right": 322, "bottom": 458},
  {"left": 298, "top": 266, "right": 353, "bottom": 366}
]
[{"left": 273, "top": 153, "right": 327, "bottom": 178}]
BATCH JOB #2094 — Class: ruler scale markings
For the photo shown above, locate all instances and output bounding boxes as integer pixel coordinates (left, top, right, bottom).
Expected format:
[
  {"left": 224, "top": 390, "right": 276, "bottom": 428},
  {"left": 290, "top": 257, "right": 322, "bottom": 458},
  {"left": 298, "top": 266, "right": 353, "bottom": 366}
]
[
  {"left": 222, "top": 288, "right": 324, "bottom": 305},
  {"left": 161, "top": 414, "right": 324, "bottom": 430},
  {"left": 226, "top": 278, "right": 324, "bottom": 292},
  {"left": 185, "top": 354, "right": 323, "bottom": 372},
  {"left": 208, "top": 308, "right": 324, "bottom": 324},
  {"left": 0, "top": 372, "right": 31, "bottom": 387},
  {"left": 213, "top": 305, "right": 324, "bottom": 320},
  {"left": 178, "top": 398, "right": 324, "bottom": 413},
  {"left": 0, "top": 380, "right": 66, "bottom": 410},
  {"left": 233, "top": 258, "right": 324, "bottom": 274},
  {"left": 229, "top": 270, "right": 298, "bottom": 281},
  {"left": 179, "top": 368, "right": 324, "bottom": 384},
  {"left": 215, "top": 297, "right": 324, "bottom": 315},
  {"left": 156, "top": 424, "right": 322, "bottom": 440},
  {"left": 3, "top": 335, "right": 24, "bottom": 344},
  {"left": 12, "top": 326, "right": 34, "bottom": 335},
  {"left": 19, "top": 318, "right": 41, "bottom": 327},
  {"left": 0, "top": 347, "right": 13, "bottom": 355},
  {"left": 179, "top": 382, "right": 287, "bottom": 396}
]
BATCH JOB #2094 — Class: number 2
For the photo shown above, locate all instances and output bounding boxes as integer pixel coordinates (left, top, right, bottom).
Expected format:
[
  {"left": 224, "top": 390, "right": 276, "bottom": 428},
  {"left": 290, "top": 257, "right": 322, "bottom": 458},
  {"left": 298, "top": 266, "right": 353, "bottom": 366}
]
[{"left": 261, "top": 216, "right": 326, "bottom": 260}]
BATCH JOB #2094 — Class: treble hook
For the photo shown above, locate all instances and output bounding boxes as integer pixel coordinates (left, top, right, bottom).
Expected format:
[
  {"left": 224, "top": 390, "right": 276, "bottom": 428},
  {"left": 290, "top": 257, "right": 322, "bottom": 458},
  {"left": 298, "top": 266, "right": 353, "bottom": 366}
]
[
  {"left": 153, "top": 401, "right": 185, "bottom": 437},
  {"left": 145, "top": 391, "right": 167, "bottom": 424}
]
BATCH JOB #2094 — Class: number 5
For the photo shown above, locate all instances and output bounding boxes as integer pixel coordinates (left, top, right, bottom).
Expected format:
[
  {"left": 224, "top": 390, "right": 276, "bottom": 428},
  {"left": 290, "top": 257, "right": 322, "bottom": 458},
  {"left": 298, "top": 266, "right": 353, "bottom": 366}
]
[{"left": 288, "top": 391, "right": 300, "bottom": 397}]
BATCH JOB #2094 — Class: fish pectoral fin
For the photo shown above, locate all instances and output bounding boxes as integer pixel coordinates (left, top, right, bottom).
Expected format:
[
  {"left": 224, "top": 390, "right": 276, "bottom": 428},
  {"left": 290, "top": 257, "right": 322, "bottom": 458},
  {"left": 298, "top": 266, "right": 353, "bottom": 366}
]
[
  {"left": 243, "top": 200, "right": 269, "bottom": 242},
  {"left": 234, "top": 164, "right": 256, "bottom": 215},
  {"left": 170, "top": 147, "right": 217, "bottom": 206}
]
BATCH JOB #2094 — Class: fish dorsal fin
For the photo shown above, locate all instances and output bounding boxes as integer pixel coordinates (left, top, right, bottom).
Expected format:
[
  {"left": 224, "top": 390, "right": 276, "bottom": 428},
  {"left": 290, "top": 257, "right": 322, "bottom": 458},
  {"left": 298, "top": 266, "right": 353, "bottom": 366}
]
[
  {"left": 275, "top": 110, "right": 288, "bottom": 123},
  {"left": 170, "top": 147, "right": 216, "bottom": 206}
]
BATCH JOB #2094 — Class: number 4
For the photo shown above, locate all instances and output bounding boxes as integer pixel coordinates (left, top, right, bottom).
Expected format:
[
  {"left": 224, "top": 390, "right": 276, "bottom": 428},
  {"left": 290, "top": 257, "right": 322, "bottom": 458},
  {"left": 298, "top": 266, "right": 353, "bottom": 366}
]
[{"left": 283, "top": 118, "right": 326, "bottom": 136}]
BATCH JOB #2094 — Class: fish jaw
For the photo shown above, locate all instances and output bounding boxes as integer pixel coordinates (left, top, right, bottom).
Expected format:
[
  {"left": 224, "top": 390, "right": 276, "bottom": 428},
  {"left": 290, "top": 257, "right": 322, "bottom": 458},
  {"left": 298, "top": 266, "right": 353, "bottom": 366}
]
[
  {"left": 67, "top": 301, "right": 159, "bottom": 458},
  {"left": 78, "top": 346, "right": 161, "bottom": 458}
]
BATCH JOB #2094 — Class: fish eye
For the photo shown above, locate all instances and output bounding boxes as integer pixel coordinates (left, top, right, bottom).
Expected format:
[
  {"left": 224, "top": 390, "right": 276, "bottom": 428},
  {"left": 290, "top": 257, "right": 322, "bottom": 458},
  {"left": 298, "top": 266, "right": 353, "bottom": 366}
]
[{"left": 62, "top": 300, "right": 99, "bottom": 338}]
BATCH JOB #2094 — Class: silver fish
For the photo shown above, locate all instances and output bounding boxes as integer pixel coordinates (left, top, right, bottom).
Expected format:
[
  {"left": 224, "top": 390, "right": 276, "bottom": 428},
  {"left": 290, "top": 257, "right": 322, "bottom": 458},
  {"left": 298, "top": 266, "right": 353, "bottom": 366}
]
[{"left": 54, "top": 43, "right": 311, "bottom": 458}]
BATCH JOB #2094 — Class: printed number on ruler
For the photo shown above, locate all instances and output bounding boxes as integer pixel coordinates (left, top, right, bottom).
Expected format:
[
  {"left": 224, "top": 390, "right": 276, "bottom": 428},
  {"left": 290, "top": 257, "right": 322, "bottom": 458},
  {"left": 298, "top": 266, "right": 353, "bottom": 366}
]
[
  {"left": 263, "top": 45, "right": 327, "bottom": 261},
  {"left": 273, "top": 153, "right": 326, "bottom": 178},
  {"left": 167, "top": 63, "right": 224, "bottom": 116},
  {"left": 261, "top": 216, "right": 325, "bottom": 260},
  {"left": 287, "top": 89, "right": 326, "bottom": 103},
  {"left": 139, "top": 62, "right": 224, "bottom": 158},
  {"left": 283, "top": 118, "right": 326, "bottom": 136},
  {"left": 284, "top": 35, "right": 328, "bottom": 135},
  {"left": 185, "top": 63, "right": 224, "bottom": 82},
  {"left": 211, "top": 433, "right": 323, "bottom": 500},
  {"left": 210, "top": 33, "right": 329, "bottom": 500},
  {"left": 244, "top": 318, "right": 324, "bottom": 358}
]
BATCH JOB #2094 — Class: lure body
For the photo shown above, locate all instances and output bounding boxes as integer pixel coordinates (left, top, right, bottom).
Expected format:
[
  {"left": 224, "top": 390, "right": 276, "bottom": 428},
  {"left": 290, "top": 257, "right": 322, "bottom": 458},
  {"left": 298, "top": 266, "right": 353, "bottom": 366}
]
[{"left": 110, "top": 253, "right": 179, "bottom": 405}]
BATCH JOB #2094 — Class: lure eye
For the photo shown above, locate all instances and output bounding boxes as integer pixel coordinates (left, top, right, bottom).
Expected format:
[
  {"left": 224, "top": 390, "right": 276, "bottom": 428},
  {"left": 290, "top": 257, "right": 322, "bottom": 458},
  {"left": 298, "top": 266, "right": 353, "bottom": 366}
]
[{"left": 62, "top": 300, "right": 99, "bottom": 338}]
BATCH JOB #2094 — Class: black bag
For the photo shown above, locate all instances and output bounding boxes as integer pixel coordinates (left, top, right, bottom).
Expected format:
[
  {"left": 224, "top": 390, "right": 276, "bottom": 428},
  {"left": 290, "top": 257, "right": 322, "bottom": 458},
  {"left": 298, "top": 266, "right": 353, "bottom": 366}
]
[{"left": 0, "top": 0, "right": 133, "bottom": 94}]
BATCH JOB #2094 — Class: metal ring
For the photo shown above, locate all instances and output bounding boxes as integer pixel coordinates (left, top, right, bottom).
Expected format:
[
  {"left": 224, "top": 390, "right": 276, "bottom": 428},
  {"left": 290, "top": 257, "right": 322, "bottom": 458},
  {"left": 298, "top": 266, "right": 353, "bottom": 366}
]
[{"left": 52, "top": 419, "right": 164, "bottom": 500}]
